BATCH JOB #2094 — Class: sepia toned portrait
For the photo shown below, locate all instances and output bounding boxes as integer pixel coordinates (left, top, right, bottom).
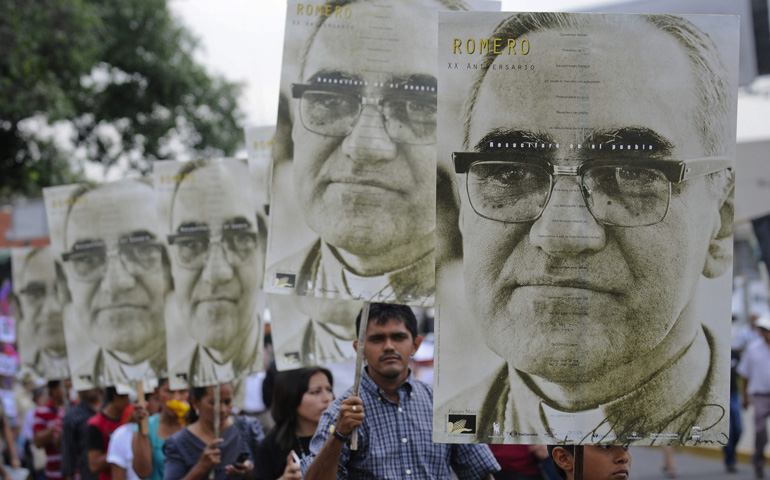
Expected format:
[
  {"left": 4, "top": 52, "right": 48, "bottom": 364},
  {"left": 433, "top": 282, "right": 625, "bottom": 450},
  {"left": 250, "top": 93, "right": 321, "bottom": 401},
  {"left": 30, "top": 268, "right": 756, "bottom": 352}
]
[
  {"left": 43, "top": 180, "right": 169, "bottom": 389},
  {"left": 434, "top": 12, "right": 739, "bottom": 446},
  {"left": 269, "top": 294, "right": 362, "bottom": 370},
  {"left": 156, "top": 158, "right": 263, "bottom": 388},
  {"left": 11, "top": 246, "right": 69, "bottom": 380},
  {"left": 263, "top": 0, "right": 497, "bottom": 306}
]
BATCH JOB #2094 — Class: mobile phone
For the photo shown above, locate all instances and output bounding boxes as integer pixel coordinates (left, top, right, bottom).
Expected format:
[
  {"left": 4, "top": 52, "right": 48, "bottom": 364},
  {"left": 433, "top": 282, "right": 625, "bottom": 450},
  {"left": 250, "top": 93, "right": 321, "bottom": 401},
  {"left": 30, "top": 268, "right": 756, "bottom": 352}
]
[
  {"left": 291, "top": 451, "right": 301, "bottom": 464},
  {"left": 235, "top": 452, "right": 249, "bottom": 464}
]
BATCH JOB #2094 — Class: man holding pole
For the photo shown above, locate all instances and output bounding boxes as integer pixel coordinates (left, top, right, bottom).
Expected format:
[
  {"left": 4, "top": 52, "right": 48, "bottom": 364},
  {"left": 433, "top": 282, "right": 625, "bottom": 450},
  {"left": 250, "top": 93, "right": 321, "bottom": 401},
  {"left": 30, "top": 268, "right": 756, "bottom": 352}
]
[{"left": 302, "top": 303, "right": 499, "bottom": 479}]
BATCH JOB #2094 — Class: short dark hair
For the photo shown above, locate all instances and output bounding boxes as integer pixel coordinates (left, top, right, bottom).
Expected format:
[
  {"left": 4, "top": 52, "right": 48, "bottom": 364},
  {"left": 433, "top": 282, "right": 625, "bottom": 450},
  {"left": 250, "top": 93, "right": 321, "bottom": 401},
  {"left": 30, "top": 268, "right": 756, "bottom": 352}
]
[
  {"left": 185, "top": 382, "right": 232, "bottom": 424},
  {"left": 548, "top": 445, "right": 574, "bottom": 480},
  {"left": 32, "top": 387, "right": 47, "bottom": 403},
  {"left": 355, "top": 303, "right": 418, "bottom": 340},
  {"left": 270, "top": 367, "right": 334, "bottom": 451},
  {"left": 47, "top": 380, "right": 61, "bottom": 391},
  {"left": 105, "top": 386, "right": 128, "bottom": 404}
]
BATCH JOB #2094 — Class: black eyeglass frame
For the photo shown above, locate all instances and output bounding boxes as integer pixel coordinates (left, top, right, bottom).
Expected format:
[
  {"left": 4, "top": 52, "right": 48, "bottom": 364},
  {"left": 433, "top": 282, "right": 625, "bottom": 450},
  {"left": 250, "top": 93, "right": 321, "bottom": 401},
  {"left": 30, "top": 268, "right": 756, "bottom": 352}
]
[
  {"left": 61, "top": 240, "right": 164, "bottom": 263},
  {"left": 452, "top": 152, "right": 732, "bottom": 226},
  {"left": 291, "top": 82, "right": 437, "bottom": 145},
  {"left": 166, "top": 231, "right": 258, "bottom": 246}
]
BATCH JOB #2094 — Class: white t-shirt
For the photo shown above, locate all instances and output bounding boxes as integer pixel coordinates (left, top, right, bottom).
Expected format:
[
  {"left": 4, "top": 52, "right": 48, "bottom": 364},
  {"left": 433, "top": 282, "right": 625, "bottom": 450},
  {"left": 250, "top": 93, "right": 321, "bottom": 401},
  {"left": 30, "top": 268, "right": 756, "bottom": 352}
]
[
  {"left": 738, "top": 338, "right": 770, "bottom": 395},
  {"left": 106, "top": 423, "right": 140, "bottom": 480}
]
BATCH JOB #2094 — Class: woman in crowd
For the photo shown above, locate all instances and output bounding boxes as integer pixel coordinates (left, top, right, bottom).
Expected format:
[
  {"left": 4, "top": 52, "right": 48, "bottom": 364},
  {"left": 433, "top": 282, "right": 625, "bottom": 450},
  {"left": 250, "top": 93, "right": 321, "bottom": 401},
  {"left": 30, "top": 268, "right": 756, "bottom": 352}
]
[
  {"left": 132, "top": 379, "right": 189, "bottom": 480},
  {"left": 255, "top": 367, "right": 334, "bottom": 480},
  {"left": 162, "top": 383, "right": 257, "bottom": 480}
]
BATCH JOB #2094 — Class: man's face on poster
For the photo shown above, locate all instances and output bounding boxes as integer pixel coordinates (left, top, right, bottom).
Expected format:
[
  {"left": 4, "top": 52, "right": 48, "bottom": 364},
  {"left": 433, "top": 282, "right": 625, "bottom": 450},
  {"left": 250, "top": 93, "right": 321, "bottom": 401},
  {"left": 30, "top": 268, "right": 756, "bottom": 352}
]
[
  {"left": 168, "top": 162, "right": 259, "bottom": 353},
  {"left": 459, "top": 21, "right": 732, "bottom": 383},
  {"left": 63, "top": 181, "right": 168, "bottom": 359},
  {"left": 291, "top": 0, "right": 438, "bottom": 257},
  {"left": 17, "top": 248, "right": 66, "bottom": 356}
]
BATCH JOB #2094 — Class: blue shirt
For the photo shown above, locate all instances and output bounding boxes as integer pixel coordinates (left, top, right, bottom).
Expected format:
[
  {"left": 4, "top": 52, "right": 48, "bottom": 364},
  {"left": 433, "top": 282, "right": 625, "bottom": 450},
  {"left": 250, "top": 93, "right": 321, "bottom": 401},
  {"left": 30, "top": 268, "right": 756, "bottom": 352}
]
[
  {"left": 133, "top": 414, "right": 165, "bottom": 480},
  {"left": 301, "top": 369, "right": 499, "bottom": 479},
  {"left": 162, "top": 424, "right": 251, "bottom": 480}
]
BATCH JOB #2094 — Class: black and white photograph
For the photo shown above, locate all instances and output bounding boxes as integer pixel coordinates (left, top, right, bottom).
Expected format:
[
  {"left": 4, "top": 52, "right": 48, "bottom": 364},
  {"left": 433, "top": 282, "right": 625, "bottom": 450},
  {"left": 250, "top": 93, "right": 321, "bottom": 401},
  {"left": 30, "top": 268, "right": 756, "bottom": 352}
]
[
  {"left": 43, "top": 180, "right": 169, "bottom": 389},
  {"left": 245, "top": 124, "right": 276, "bottom": 221},
  {"left": 155, "top": 158, "right": 264, "bottom": 388},
  {"left": 11, "top": 246, "right": 69, "bottom": 380},
  {"left": 433, "top": 11, "right": 739, "bottom": 446},
  {"left": 268, "top": 294, "right": 362, "bottom": 370},
  {"left": 263, "top": 0, "right": 496, "bottom": 306}
]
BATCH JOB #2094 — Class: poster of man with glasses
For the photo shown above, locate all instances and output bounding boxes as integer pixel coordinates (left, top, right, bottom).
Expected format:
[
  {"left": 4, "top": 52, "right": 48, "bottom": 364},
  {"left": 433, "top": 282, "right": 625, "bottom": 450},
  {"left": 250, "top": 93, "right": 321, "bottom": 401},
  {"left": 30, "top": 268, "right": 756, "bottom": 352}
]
[
  {"left": 433, "top": 12, "right": 738, "bottom": 446},
  {"left": 155, "top": 158, "right": 263, "bottom": 388},
  {"left": 263, "top": 0, "right": 496, "bottom": 306},
  {"left": 11, "top": 246, "right": 70, "bottom": 380},
  {"left": 43, "top": 181, "right": 169, "bottom": 389}
]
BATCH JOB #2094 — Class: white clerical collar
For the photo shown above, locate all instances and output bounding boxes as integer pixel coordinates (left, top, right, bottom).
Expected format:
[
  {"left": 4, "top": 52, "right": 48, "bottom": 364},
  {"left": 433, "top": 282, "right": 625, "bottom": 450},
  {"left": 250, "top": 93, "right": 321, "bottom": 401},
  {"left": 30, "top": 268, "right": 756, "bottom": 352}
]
[
  {"left": 38, "top": 349, "right": 70, "bottom": 380},
  {"left": 342, "top": 269, "right": 395, "bottom": 301},
  {"left": 507, "top": 326, "right": 711, "bottom": 444},
  {"left": 192, "top": 345, "right": 236, "bottom": 385},
  {"left": 539, "top": 402, "right": 618, "bottom": 443},
  {"left": 100, "top": 350, "right": 155, "bottom": 386}
]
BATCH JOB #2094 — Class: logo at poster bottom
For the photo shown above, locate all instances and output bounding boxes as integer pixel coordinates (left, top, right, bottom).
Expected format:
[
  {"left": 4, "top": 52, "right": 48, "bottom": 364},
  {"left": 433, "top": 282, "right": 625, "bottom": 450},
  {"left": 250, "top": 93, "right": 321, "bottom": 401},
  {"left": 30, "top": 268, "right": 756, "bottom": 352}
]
[
  {"left": 274, "top": 273, "right": 296, "bottom": 288},
  {"left": 447, "top": 414, "right": 477, "bottom": 434}
]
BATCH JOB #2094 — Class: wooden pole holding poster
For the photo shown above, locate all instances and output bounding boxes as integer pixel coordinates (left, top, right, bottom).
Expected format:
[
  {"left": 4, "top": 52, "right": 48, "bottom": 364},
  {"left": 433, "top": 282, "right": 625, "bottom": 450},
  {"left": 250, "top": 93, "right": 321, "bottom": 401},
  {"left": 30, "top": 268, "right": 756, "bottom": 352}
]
[
  {"left": 135, "top": 381, "right": 148, "bottom": 435},
  {"left": 574, "top": 445, "right": 583, "bottom": 480},
  {"left": 210, "top": 384, "right": 221, "bottom": 480},
  {"left": 349, "top": 301, "right": 370, "bottom": 451}
]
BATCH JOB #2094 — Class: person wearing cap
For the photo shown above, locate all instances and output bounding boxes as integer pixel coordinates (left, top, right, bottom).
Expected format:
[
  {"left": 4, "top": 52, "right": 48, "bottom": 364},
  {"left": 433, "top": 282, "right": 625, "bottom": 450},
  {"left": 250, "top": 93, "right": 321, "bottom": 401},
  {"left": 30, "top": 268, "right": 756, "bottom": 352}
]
[
  {"left": 738, "top": 315, "right": 770, "bottom": 478},
  {"left": 548, "top": 445, "right": 631, "bottom": 480}
]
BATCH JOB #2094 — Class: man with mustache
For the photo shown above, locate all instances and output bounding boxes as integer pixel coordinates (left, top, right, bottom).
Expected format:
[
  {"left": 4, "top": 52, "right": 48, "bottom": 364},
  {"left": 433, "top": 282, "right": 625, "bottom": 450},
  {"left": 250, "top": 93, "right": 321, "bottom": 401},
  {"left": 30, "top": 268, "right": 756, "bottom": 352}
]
[
  {"left": 61, "top": 180, "right": 168, "bottom": 387},
  {"left": 441, "top": 12, "right": 736, "bottom": 444},
  {"left": 303, "top": 303, "right": 499, "bottom": 479},
  {"left": 13, "top": 246, "right": 69, "bottom": 380},
  {"left": 164, "top": 159, "right": 262, "bottom": 387}
]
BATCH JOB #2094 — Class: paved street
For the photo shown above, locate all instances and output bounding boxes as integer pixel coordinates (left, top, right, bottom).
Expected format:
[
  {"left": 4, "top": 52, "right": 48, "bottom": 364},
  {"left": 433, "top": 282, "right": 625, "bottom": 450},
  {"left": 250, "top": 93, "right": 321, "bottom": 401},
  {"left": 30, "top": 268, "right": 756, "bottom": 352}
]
[
  {"left": 628, "top": 405, "right": 765, "bottom": 479},
  {"left": 632, "top": 447, "right": 754, "bottom": 480}
]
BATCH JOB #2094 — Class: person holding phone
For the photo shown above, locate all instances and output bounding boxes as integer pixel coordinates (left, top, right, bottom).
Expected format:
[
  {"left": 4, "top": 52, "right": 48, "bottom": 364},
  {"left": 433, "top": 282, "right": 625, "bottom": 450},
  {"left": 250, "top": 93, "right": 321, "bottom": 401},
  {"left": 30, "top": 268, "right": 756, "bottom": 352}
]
[
  {"left": 255, "top": 367, "right": 335, "bottom": 480},
  {"left": 162, "top": 383, "right": 257, "bottom": 480}
]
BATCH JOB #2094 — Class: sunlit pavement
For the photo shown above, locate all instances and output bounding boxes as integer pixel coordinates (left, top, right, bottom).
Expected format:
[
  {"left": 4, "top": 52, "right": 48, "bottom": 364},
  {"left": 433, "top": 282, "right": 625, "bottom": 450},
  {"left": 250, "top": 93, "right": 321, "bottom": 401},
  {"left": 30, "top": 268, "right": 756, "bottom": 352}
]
[{"left": 631, "top": 446, "right": 756, "bottom": 480}]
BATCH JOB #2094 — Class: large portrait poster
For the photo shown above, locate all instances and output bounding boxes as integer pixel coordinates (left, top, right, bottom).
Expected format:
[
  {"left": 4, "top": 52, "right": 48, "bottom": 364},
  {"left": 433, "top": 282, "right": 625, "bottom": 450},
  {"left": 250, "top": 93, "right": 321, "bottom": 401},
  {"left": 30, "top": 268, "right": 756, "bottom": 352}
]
[
  {"left": 269, "top": 294, "right": 361, "bottom": 371},
  {"left": 155, "top": 159, "right": 264, "bottom": 388},
  {"left": 43, "top": 181, "right": 168, "bottom": 390},
  {"left": 433, "top": 12, "right": 739, "bottom": 446},
  {"left": 263, "top": 0, "right": 497, "bottom": 306},
  {"left": 11, "top": 246, "right": 70, "bottom": 380},
  {"left": 245, "top": 125, "right": 275, "bottom": 219}
]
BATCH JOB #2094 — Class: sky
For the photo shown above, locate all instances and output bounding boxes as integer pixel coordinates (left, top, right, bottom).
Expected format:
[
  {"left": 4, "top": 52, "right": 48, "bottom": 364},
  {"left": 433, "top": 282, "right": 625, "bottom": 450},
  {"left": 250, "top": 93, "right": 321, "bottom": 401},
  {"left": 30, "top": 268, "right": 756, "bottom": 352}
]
[{"left": 168, "top": 0, "right": 770, "bottom": 142}]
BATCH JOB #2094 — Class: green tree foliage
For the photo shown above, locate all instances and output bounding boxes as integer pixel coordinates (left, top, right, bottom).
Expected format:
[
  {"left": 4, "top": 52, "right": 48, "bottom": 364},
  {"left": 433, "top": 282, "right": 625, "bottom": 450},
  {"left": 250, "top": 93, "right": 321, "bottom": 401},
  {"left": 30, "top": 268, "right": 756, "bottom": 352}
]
[{"left": 0, "top": 0, "right": 244, "bottom": 200}]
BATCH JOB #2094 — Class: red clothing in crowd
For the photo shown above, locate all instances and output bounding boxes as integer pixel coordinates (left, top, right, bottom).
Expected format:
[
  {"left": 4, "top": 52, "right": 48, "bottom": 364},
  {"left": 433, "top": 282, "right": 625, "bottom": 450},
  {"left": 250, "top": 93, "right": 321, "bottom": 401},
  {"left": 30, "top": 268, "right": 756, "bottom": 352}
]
[
  {"left": 489, "top": 444, "right": 542, "bottom": 476},
  {"left": 33, "top": 400, "right": 66, "bottom": 479},
  {"left": 86, "top": 411, "right": 122, "bottom": 480}
]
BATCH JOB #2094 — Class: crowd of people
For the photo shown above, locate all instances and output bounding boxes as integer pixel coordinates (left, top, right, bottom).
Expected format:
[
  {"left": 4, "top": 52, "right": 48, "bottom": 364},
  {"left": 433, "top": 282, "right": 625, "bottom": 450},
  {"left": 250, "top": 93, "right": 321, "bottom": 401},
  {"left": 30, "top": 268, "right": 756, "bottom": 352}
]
[
  {"left": 731, "top": 312, "right": 770, "bottom": 478},
  {"left": 10, "top": 301, "right": 770, "bottom": 480},
  {"left": 0, "top": 303, "right": 646, "bottom": 480}
]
